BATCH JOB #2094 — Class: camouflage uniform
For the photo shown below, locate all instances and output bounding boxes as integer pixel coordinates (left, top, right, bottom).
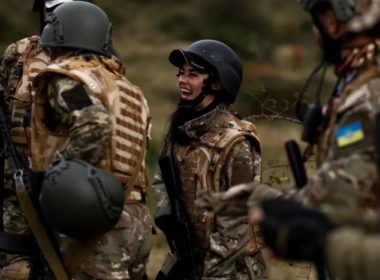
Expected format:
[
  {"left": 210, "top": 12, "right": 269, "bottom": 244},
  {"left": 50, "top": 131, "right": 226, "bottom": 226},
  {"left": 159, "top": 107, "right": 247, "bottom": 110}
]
[
  {"left": 0, "top": 35, "right": 49, "bottom": 279},
  {"left": 237, "top": 42, "right": 380, "bottom": 215},
  {"left": 31, "top": 52, "right": 153, "bottom": 280},
  {"left": 153, "top": 104, "right": 266, "bottom": 279},
  {"left": 324, "top": 227, "right": 380, "bottom": 280},
  {"left": 294, "top": 41, "right": 380, "bottom": 213}
]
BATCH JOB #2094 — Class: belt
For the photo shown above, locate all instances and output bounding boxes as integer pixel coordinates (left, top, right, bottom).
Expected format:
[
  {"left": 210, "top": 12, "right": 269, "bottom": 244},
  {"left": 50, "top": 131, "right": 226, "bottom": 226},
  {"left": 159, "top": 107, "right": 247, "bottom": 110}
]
[{"left": 0, "top": 232, "right": 38, "bottom": 255}]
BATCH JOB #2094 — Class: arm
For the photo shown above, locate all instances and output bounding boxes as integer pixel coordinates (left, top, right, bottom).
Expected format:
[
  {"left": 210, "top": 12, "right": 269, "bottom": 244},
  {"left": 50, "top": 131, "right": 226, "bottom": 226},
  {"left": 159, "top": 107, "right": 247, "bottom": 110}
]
[
  {"left": 326, "top": 227, "right": 380, "bottom": 280},
  {"left": 0, "top": 42, "right": 18, "bottom": 90},
  {"left": 46, "top": 75, "right": 112, "bottom": 165},
  {"left": 295, "top": 102, "right": 378, "bottom": 212},
  {"left": 202, "top": 139, "right": 263, "bottom": 279}
]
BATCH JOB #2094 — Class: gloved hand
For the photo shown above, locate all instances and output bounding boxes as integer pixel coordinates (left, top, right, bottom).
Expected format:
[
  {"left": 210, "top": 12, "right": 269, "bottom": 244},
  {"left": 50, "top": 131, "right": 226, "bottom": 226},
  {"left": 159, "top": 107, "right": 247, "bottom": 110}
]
[
  {"left": 195, "top": 183, "right": 257, "bottom": 216},
  {"left": 259, "top": 198, "right": 332, "bottom": 265}
]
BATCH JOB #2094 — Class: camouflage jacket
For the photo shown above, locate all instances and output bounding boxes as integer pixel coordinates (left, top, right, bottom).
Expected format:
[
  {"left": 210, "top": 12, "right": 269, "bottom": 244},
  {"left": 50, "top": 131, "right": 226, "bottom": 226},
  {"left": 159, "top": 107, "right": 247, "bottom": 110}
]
[
  {"left": 153, "top": 104, "right": 266, "bottom": 279},
  {"left": 296, "top": 48, "right": 380, "bottom": 213},
  {"left": 32, "top": 52, "right": 150, "bottom": 199},
  {"left": 326, "top": 227, "right": 380, "bottom": 280}
]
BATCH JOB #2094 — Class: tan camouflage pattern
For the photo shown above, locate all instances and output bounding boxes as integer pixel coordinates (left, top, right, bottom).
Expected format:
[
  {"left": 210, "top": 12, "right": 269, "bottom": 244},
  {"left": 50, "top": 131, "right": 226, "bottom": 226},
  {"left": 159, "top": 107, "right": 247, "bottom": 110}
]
[
  {"left": 32, "top": 53, "right": 150, "bottom": 195},
  {"left": 0, "top": 36, "right": 49, "bottom": 279},
  {"left": 31, "top": 52, "right": 153, "bottom": 279},
  {"left": 59, "top": 203, "right": 153, "bottom": 280},
  {"left": 153, "top": 104, "right": 266, "bottom": 279}
]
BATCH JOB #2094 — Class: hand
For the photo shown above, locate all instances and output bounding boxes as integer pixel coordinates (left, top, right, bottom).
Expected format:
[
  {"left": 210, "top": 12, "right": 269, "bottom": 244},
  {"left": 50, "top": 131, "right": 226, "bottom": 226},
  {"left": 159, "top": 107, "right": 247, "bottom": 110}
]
[
  {"left": 195, "top": 183, "right": 256, "bottom": 216},
  {"left": 258, "top": 198, "right": 332, "bottom": 264}
]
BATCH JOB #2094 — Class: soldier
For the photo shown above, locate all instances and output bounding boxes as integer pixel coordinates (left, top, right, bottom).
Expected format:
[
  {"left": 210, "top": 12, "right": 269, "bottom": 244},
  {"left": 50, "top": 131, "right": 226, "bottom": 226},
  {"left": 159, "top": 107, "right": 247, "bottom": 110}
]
[
  {"left": 197, "top": 0, "right": 380, "bottom": 278},
  {"left": 27, "top": 1, "right": 153, "bottom": 279},
  {"left": 0, "top": 0, "right": 90, "bottom": 278},
  {"left": 199, "top": 0, "right": 380, "bottom": 219},
  {"left": 254, "top": 2, "right": 380, "bottom": 280},
  {"left": 256, "top": 197, "right": 380, "bottom": 280},
  {"left": 152, "top": 39, "right": 265, "bottom": 279}
]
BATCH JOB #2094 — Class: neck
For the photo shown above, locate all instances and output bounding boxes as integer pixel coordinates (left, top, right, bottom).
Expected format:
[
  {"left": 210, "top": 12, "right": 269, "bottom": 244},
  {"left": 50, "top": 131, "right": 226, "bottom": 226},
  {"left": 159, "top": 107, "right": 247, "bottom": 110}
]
[{"left": 193, "top": 94, "right": 216, "bottom": 111}]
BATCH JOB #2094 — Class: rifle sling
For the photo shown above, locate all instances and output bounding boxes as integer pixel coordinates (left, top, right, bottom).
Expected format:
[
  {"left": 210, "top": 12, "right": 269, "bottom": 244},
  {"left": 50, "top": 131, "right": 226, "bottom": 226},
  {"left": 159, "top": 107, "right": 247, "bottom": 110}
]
[{"left": 14, "top": 173, "right": 69, "bottom": 280}]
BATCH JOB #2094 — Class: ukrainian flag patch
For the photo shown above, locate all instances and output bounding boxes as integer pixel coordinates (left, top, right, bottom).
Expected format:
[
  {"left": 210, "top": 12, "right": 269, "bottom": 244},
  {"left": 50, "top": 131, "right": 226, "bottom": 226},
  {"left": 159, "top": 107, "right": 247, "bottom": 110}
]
[{"left": 336, "top": 121, "right": 364, "bottom": 147}]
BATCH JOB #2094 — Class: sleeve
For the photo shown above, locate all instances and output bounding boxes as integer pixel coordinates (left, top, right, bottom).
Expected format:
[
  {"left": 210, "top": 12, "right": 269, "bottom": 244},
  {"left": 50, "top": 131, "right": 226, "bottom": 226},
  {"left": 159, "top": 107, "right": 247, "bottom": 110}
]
[
  {"left": 46, "top": 74, "right": 112, "bottom": 165},
  {"left": 326, "top": 227, "right": 380, "bottom": 280},
  {"left": 0, "top": 42, "right": 18, "bottom": 90},
  {"left": 296, "top": 100, "right": 378, "bottom": 212},
  {"left": 202, "top": 139, "right": 264, "bottom": 279},
  {"left": 152, "top": 169, "right": 172, "bottom": 225}
]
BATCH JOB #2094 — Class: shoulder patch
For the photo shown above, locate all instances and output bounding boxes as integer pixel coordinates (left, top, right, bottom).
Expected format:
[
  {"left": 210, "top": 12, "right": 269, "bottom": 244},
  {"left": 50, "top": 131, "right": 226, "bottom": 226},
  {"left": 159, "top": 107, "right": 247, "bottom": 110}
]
[{"left": 336, "top": 121, "right": 364, "bottom": 147}]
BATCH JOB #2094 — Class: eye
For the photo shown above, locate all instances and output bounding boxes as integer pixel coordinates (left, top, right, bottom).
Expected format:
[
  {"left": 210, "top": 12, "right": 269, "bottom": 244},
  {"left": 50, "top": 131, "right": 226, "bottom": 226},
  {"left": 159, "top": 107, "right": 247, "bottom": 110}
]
[{"left": 176, "top": 69, "right": 184, "bottom": 77}]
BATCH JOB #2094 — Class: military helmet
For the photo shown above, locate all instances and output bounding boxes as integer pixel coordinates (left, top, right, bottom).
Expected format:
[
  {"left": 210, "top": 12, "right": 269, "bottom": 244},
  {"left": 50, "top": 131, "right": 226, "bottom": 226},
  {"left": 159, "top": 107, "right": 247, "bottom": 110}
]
[
  {"left": 40, "top": 1, "right": 112, "bottom": 57},
  {"left": 349, "top": 1, "right": 380, "bottom": 32},
  {"left": 39, "top": 158, "right": 124, "bottom": 239},
  {"left": 169, "top": 39, "right": 243, "bottom": 104},
  {"left": 298, "top": 0, "right": 373, "bottom": 21},
  {"left": 33, "top": 0, "right": 93, "bottom": 12}
]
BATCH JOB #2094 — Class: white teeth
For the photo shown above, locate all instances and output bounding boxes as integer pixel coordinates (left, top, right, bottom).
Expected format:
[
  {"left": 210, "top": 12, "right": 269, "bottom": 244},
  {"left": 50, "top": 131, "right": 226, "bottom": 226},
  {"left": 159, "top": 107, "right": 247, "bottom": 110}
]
[{"left": 181, "top": 88, "right": 191, "bottom": 95}]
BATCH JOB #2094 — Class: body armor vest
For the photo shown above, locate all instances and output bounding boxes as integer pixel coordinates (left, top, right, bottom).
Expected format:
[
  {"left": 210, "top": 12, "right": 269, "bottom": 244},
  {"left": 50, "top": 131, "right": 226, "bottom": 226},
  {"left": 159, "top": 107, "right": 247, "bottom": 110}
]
[
  {"left": 31, "top": 55, "right": 149, "bottom": 195},
  {"left": 172, "top": 110, "right": 261, "bottom": 250},
  {"left": 7, "top": 36, "right": 49, "bottom": 156},
  {"left": 318, "top": 62, "right": 380, "bottom": 210}
]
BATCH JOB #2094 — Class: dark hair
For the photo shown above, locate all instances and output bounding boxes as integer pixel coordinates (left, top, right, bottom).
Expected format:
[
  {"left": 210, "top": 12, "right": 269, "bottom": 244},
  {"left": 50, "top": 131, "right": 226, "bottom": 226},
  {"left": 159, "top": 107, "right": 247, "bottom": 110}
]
[{"left": 311, "top": 2, "right": 332, "bottom": 16}]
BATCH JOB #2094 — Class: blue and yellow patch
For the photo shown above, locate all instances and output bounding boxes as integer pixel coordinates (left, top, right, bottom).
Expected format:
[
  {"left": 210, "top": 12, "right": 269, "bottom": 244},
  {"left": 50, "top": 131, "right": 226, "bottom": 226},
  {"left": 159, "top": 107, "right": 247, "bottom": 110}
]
[{"left": 336, "top": 121, "right": 364, "bottom": 147}]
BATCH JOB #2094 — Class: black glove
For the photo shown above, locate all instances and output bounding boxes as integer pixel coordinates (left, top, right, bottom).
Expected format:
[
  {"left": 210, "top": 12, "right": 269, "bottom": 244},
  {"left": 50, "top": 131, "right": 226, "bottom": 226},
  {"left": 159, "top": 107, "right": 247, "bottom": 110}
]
[{"left": 259, "top": 198, "right": 332, "bottom": 265}]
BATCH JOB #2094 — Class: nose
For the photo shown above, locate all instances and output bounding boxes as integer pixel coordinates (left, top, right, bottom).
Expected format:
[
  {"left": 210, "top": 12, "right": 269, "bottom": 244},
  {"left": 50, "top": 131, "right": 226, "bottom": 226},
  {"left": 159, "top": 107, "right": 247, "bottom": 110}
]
[{"left": 178, "top": 74, "right": 188, "bottom": 83}]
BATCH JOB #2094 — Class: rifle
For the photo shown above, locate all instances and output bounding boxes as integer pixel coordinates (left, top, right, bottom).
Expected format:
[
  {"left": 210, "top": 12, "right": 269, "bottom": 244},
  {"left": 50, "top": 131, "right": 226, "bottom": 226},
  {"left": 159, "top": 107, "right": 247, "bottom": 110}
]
[
  {"left": 285, "top": 139, "right": 329, "bottom": 280},
  {"left": 285, "top": 140, "right": 308, "bottom": 189},
  {"left": 156, "top": 154, "right": 198, "bottom": 280},
  {"left": 0, "top": 85, "right": 69, "bottom": 279}
]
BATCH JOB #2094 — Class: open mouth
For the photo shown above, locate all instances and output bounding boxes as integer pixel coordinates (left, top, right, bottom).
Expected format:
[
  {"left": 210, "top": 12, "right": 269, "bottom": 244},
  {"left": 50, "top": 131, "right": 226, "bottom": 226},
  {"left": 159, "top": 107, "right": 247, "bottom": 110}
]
[{"left": 180, "top": 88, "right": 193, "bottom": 100}]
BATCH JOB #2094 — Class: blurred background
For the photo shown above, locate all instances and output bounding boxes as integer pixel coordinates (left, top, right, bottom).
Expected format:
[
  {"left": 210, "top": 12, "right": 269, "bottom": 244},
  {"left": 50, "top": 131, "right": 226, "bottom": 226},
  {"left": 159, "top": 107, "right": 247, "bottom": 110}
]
[{"left": 0, "top": 0, "right": 337, "bottom": 278}]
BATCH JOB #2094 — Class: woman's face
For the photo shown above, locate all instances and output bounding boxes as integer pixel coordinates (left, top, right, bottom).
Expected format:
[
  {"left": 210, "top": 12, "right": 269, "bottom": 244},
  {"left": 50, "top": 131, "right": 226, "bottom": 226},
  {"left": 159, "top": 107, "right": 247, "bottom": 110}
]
[{"left": 177, "top": 63, "right": 209, "bottom": 102}]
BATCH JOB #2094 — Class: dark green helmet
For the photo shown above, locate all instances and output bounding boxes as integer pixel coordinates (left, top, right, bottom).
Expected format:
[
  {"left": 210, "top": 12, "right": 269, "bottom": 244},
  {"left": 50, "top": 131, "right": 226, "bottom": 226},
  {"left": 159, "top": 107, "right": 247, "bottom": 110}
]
[
  {"left": 298, "top": 0, "right": 357, "bottom": 21},
  {"left": 33, "top": 0, "right": 89, "bottom": 12},
  {"left": 40, "top": 1, "right": 112, "bottom": 57},
  {"left": 39, "top": 158, "right": 124, "bottom": 239},
  {"left": 169, "top": 39, "right": 243, "bottom": 104}
]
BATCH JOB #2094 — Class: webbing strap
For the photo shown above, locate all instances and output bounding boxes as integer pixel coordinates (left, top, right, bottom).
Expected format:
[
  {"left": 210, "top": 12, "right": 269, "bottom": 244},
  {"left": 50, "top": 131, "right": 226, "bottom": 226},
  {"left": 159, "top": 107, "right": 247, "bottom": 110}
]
[{"left": 14, "top": 170, "right": 69, "bottom": 280}]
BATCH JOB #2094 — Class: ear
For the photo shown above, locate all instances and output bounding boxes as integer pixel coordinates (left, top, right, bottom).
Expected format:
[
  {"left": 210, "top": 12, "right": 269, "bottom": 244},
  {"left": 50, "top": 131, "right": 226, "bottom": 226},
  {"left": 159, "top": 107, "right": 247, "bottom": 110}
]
[{"left": 211, "top": 81, "right": 222, "bottom": 91}]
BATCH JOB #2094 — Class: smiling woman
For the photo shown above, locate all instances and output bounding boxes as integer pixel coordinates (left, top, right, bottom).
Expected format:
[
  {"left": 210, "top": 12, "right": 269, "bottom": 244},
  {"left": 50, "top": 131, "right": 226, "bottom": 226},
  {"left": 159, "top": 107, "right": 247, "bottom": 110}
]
[{"left": 151, "top": 39, "right": 265, "bottom": 279}]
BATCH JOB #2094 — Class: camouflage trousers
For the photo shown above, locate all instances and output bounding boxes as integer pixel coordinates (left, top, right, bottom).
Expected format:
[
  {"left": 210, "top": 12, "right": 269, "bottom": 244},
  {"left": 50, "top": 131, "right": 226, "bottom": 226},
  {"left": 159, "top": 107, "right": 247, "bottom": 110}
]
[
  {"left": 59, "top": 203, "right": 154, "bottom": 280},
  {"left": 1, "top": 193, "right": 33, "bottom": 280}
]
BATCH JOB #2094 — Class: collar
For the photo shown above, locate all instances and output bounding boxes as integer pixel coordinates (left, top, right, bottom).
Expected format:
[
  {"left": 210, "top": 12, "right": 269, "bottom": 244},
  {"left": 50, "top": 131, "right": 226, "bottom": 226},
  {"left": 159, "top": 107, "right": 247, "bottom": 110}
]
[
  {"left": 178, "top": 104, "right": 228, "bottom": 140},
  {"left": 335, "top": 40, "right": 380, "bottom": 77}
]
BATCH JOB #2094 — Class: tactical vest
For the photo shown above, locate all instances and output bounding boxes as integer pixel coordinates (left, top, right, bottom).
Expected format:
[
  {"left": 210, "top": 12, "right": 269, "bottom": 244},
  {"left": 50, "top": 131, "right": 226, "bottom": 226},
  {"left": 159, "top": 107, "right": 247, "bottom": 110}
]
[
  {"left": 31, "top": 55, "right": 150, "bottom": 196},
  {"left": 172, "top": 110, "right": 261, "bottom": 250},
  {"left": 318, "top": 61, "right": 380, "bottom": 210},
  {"left": 7, "top": 36, "right": 49, "bottom": 156}
]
